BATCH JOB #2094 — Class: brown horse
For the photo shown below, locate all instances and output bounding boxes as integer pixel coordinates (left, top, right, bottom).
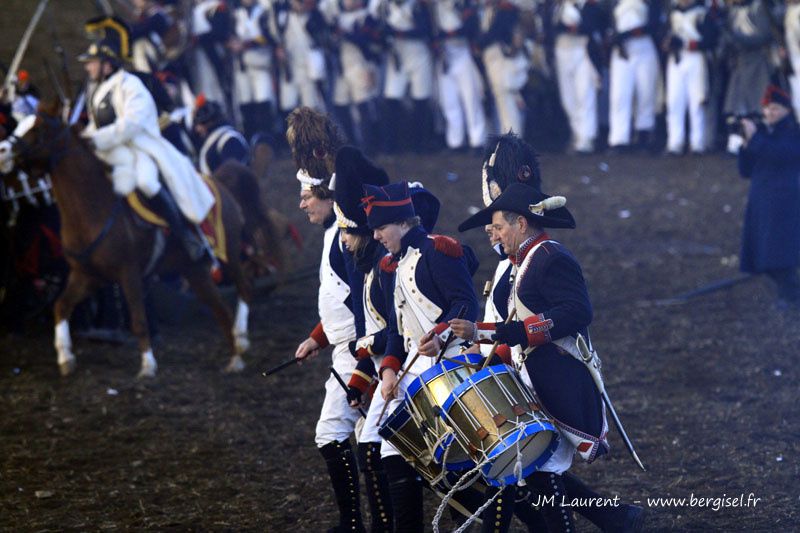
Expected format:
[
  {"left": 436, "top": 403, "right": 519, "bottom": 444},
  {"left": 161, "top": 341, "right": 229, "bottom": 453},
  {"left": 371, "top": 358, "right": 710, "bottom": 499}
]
[{"left": 0, "top": 102, "right": 252, "bottom": 378}]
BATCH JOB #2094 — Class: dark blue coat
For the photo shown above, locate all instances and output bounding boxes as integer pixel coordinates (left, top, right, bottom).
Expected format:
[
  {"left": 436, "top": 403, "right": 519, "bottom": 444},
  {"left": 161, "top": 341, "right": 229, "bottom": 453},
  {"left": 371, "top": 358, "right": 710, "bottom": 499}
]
[
  {"left": 380, "top": 227, "right": 480, "bottom": 373},
  {"left": 738, "top": 115, "right": 800, "bottom": 273},
  {"left": 493, "top": 237, "right": 607, "bottom": 459}
]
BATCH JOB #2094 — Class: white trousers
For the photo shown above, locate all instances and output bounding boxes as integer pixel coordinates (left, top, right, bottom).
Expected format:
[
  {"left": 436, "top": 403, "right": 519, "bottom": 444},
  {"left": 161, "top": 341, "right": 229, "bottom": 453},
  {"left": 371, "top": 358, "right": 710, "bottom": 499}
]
[
  {"left": 333, "top": 43, "right": 378, "bottom": 106},
  {"left": 666, "top": 52, "right": 707, "bottom": 153},
  {"left": 278, "top": 52, "right": 326, "bottom": 112},
  {"left": 358, "top": 378, "right": 387, "bottom": 444},
  {"left": 555, "top": 34, "right": 599, "bottom": 152},
  {"left": 437, "top": 39, "right": 487, "bottom": 149},
  {"left": 608, "top": 35, "right": 658, "bottom": 146},
  {"left": 484, "top": 44, "right": 526, "bottom": 136},
  {"left": 384, "top": 39, "right": 434, "bottom": 100},
  {"left": 234, "top": 49, "right": 275, "bottom": 104},
  {"left": 315, "top": 343, "right": 362, "bottom": 447}
]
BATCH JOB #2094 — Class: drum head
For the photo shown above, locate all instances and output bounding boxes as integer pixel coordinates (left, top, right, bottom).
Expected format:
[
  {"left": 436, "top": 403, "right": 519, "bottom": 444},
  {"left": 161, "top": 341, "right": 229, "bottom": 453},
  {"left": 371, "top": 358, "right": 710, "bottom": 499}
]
[{"left": 482, "top": 422, "right": 560, "bottom": 487}]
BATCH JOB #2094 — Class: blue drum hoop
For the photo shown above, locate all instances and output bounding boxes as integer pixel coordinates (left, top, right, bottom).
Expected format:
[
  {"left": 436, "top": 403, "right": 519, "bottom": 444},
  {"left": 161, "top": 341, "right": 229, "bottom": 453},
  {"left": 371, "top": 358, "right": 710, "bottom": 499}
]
[{"left": 481, "top": 422, "right": 560, "bottom": 487}]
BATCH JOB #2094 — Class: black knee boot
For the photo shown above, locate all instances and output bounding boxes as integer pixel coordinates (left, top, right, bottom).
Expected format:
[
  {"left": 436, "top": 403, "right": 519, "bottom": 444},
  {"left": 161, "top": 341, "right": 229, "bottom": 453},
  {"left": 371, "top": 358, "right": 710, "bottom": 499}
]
[
  {"left": 382, "top": 455, "right": 424, "bottom": 533},
  {"left": 479, "top": 485, "right": 515, "bottom": 533},
  {"left": 383, "top": 99, "right": 404, "bottom": 153},
  {"left": 320, "top": 440, "right": 366, "bottom": 533},
  {"left": 148, "top": 187, "right": 208, "bottom": 263},
  {"left": 512, "top": 485, "right": 548, "bottom": 532},
  {"left": 410, "top": 99, "right": 433, "bottom": 153},
  {"left": 526, "top": 472, "right": 575, "bottom": 533},
  {"left": 357, "top": 442, "right": 393, "bottom": 533},
  {"left": 334, "top": 104, "right": 356, "bottom": 145},
  {"left": 356, "top": 101, "right": 380, "bottom": 156},
  {"left": 562, "top": 472, "right": 645, "bottom": 532}
]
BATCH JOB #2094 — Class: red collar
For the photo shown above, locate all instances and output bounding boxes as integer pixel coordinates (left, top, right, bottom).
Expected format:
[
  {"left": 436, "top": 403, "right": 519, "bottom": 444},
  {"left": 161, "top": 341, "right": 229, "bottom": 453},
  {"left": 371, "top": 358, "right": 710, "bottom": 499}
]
[{"left": 509, "top": 233, "right": 550, "bottom": 265}]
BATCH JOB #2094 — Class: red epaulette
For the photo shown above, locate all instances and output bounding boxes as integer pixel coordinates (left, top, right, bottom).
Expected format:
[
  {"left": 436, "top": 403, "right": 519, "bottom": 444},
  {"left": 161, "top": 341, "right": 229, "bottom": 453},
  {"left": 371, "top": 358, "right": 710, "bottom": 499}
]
[
  {"left": 431, "top": 235, "right": 464, "bottom": 258},
  {"left": 380, "top": 254, "right": 398, "bottom": 273}
]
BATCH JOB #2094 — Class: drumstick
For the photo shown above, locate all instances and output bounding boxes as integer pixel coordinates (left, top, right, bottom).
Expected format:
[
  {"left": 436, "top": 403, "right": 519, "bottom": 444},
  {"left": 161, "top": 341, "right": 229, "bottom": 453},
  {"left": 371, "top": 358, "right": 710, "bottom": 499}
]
[
  {"left": 440, "top": 356, "right": 481, "bottom": 370},
  {"left": 375, "top": 307, "right": 466, "bottom": 426},
  {"left": 480, "top": 309, "right": 517, "bottom": 369},
  {"left": 262, "top": 357, "right": 300, "bottom": 376},
  {"left": 330, "top": 366, "right": 367, "bottom": 418}
]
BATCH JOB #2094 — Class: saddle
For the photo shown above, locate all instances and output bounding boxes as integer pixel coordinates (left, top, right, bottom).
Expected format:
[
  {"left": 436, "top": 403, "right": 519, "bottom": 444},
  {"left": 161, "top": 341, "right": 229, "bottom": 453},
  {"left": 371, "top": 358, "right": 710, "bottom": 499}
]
[{"left": 125, "top": 175, "right": 228, "bottom": 263}]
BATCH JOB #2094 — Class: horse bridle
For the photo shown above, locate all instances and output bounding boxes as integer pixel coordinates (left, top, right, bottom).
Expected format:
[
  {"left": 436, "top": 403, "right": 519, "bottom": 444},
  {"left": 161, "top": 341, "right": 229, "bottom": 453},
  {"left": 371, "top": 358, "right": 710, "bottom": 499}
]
[{"left": 7, "top": 112, "right": 73, "bottom": 171}]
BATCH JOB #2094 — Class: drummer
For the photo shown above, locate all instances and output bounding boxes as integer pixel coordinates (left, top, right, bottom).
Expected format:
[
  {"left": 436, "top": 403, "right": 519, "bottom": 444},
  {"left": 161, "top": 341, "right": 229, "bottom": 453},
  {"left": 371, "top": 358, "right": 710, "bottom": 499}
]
[
  {"left": 462, "top": 134, "right": 645, "bottom": 532},
  {"left": 331, "top": 145, "right": 395, "bottom": 532},
  {"left": 360, "top": 180, "right": 480, "bottom": 531},
  {"left": 453, "top": 181, "right": 650, "bottom": 532}
]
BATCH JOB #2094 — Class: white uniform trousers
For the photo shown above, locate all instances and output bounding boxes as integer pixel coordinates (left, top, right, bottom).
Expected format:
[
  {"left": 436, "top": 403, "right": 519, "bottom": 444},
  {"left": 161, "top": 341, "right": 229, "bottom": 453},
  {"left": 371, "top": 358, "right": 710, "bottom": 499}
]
[
  {"left": 384, "top": 39, "right": 434, "bottom": 100},
  {"left": 665, "top": 51, "right": 707, "bottom": 153},
  {"left": 278, "top": 51, "right": 326, "bottom": 112},
  {"left": 234, "top": 49, "right": 275, "bottom": 104},
  {"left": 608, "top": 35, "right": 658, "bottom": 146},
  {"left": 191, "top": 46, "right": 227, "bottom": 107},
  {"left": 483, "top": 43, "right": 527, "bottom": 136},
  {"left": 333, "top": 42, "right": 378, "bottom": 106},
  {"left": 357, "top": 378, "right": 387, "bottom": 444},
  {"left": 789, "top": 56, "right": 800, "bottom": 123},
  {"left": 316, "top": 343, "right": 362, "bottom": 447},
  {"left": 437, "top": 39, "right": 488, "bottom": 149},
  {"left": 555, "top": 34, "right": 599, "bottom": 152}
]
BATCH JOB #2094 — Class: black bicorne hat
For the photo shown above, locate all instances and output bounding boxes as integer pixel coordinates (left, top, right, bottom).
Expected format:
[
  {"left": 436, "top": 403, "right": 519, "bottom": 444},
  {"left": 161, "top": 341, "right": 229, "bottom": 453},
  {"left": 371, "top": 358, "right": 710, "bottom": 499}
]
[
  {"left": 458, "top": 182, "right": 575, "bottom": 232},
  {"left": 334, "top": 146, "right": 390, "bottom": 234},
  {"left": 408, "top": 182, "right": 440, "bottom": 234}
]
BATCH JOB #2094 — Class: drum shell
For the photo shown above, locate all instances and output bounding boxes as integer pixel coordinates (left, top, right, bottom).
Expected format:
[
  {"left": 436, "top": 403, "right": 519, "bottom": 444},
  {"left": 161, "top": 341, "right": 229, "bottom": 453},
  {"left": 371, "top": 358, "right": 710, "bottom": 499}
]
[{"left": 442, "top": 365, "right": 559, "bottom": 486}]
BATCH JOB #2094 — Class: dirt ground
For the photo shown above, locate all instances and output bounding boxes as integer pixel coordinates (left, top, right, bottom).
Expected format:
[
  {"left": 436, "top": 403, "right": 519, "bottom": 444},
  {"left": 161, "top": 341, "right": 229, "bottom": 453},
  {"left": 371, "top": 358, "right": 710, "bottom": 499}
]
[{"left": 2, "top": 149, "right": 798, "bottom": 532}]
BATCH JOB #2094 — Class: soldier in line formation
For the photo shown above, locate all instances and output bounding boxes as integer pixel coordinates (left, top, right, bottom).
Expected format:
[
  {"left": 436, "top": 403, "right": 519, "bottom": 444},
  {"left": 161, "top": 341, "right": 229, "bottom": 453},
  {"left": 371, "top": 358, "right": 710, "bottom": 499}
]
[
  {"left": 5, "top": 0, "right": 800, "bottom": 160},
  {"left": 93, "top": 0, "right": 800, "bottom": 160}
]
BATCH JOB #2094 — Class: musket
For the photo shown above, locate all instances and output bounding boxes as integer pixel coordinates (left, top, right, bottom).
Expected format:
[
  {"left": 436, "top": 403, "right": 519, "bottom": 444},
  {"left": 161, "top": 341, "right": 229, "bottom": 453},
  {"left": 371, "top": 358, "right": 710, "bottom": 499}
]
[
  {"left": 42, "top": 58, "right": 67, "bottom": 108},
  {"left": 575, "top": 333, "right": 646, "bottom": 471},
  {"left": 2, "top": 0, "right": 51, "bottom": 103},
  {"left": 330, "top": 367, "right": 367, "bottom": 418}
]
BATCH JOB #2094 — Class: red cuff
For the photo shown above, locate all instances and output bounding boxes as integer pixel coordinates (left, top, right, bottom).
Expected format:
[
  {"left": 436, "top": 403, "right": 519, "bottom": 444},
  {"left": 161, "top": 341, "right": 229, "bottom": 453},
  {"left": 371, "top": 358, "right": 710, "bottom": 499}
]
[
  {"left": 310, "top": 322, "right": 330, "bottom": 349},
  {"left": 475, "top": 322, "right": 497, "bottom": 343},
  {"left": 495, "top": 344, "right": 512, "bottom": 365},
  {"left": 348, "top": 369, "right": 373, "bottom": 393},
  {"left": 688, "top": 40, "right": 699, "bottom": 51},
  {"left": 432, "top": 322, "right": 452, "bottom": 343},
  {"left": 379, "top": 355, "right": 402, "bottom": 377},
  {"left": 523, "top": 314, "right": 553, "bottom": 346}
]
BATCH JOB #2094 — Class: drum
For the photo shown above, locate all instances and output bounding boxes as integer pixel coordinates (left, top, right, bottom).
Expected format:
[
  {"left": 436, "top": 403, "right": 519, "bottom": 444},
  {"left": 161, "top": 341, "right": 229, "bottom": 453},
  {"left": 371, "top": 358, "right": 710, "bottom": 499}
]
[
  {"left": 441, "top": 364, "right": 559, "bottom": 487},
  {"left": 405, "top": 353, "right": 483, "bottom": 471},
  {"left": 378, "top": 400, "right": 444, "bottom": 487}
]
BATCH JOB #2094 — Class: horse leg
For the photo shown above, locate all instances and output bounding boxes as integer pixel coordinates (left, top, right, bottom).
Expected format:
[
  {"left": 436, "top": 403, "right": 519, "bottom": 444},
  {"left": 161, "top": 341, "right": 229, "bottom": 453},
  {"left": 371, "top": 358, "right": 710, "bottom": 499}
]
[
  {"left": 183, "top": 263, "right": 243, "bottom": 373},
  {"left": 53, "top": 271, "right": 95, "bottom": 376},
  {"left": 226, "top": 256, "right": 253, "bottom": 357},
  {"left": 118, "top": 267, "right": 157, "bottom": 379}
]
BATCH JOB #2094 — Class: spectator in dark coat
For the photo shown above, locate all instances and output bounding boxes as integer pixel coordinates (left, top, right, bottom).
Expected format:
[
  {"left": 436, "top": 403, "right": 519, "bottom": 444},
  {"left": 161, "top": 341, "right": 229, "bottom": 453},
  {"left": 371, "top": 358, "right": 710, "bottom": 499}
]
[{"left": 738, "top": 85, "right": 800, "bottom": 308}]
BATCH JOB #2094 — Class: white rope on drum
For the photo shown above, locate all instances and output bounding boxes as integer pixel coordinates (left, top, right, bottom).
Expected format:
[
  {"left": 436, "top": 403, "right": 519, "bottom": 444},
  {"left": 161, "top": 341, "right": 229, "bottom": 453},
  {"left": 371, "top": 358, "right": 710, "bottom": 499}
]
[{"left": 431, "top": 459, "right": 490, "bottom": 533}]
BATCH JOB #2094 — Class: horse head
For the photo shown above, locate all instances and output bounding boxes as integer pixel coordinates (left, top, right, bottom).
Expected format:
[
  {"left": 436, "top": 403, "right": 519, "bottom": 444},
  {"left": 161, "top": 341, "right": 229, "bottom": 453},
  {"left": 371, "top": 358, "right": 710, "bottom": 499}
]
[{"left": 0, "top": 100, "right": 69, "bottom": 176}]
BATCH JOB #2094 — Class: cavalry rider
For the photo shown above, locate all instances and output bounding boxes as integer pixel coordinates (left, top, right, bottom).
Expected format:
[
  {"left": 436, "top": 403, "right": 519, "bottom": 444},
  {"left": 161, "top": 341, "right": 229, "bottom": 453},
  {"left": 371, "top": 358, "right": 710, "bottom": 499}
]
[
  {"left": 192, "top": 96, "right": 250, "bottom": 176},
  {"left": 287, "top": 107, "right": 366, "bottom": 533},
  {"left": 361, "top": 180, "right": 479, "bottom": 532},
  {"left": 79, "top": 36, "right": 213, "bottom": 263}
]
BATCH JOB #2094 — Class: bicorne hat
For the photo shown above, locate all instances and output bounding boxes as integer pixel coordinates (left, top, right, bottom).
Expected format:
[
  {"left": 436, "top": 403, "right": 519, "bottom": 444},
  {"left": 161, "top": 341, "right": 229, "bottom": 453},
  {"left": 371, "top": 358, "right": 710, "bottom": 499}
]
[
  {"left": 334, "top": 146, "right": 390, "bottom": 234},
  {"left": 458, "top": 182, "right": 575, "bottom": 232}
]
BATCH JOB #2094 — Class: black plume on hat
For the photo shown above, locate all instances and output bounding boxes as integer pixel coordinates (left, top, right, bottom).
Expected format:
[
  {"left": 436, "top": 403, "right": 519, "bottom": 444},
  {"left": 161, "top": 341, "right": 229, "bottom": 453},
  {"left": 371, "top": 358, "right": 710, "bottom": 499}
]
[
  {"left": 334, "top": 146, "right": 389, "bottom": 233},
  {"left": 459, "top": 182, "right": 575, "bottom": 232}
]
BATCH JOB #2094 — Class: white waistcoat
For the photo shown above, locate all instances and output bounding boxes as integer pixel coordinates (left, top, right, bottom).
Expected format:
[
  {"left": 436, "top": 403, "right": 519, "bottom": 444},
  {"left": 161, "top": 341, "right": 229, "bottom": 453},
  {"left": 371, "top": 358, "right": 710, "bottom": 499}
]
[{"left": 319, "top": 225, "right": 356, "bottom": 346}]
